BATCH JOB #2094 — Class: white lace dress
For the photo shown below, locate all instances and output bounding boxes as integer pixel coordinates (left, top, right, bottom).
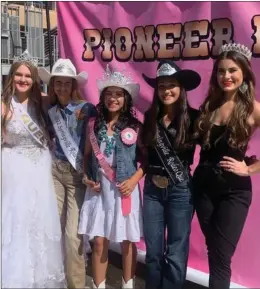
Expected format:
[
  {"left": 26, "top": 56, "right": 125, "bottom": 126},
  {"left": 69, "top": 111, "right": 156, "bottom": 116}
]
[
  {"left": 1, "top": 107, "right": 66, "bottom": 288},
  {"left": 78, "top": 138, "right": 143, "bottom": 243}
]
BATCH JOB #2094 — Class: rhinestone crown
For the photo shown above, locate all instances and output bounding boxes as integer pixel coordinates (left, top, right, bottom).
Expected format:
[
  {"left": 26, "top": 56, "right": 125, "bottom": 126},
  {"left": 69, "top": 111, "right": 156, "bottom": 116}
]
[
  {"left": 99, "top": 64, "right": 133, "bottom": 85},
  {"left": 13, "top": 49, "right": 39, "bottom": 67},
  {"left": 219, "top": 43, "right": 252, "bottom": 61}
]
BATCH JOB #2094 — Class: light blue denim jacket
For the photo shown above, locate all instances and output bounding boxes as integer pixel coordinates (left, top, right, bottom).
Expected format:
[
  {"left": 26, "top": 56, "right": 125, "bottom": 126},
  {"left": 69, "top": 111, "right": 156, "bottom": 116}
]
[
  {"left": 86, "top": 129, "right": 139, "bottom": 183},
  {"left": 49, "top": 101, "right": 97, "bottom": 162}
]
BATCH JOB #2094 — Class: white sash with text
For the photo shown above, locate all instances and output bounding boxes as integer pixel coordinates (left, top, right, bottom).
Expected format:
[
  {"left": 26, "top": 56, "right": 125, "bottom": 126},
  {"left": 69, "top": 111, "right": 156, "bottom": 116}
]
[
  {"left": 48, "top": 105, "right": 83, "bottom": 174},
  {"left": 12, "top": 97, "right": 47, "bottom": 148}
]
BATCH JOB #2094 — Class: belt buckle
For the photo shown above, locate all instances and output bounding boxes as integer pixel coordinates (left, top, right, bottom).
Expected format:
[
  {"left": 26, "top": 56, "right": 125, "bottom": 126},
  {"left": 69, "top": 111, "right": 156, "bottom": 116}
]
[
  {"left": 152, "top": 175, "right": 169, "bottom": 189},
  {"left": 56, "top": 159, "right": 71, "bottom": 173}
]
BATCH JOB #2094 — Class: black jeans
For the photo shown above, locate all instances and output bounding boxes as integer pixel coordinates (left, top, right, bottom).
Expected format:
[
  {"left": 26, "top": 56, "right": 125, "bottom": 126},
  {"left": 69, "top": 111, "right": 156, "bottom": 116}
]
[
  {"left": 193, "top": 170, "right": 252, "bottom": 289},
  {"left": 143, "top": 176, "right": 193, "bottom": 289}
]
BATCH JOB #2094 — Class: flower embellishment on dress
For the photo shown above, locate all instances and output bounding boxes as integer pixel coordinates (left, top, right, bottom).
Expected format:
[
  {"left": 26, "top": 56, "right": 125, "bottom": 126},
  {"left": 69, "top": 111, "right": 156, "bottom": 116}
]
[{"left": 121, "top": 128, "right": 137, "bottom": 146}]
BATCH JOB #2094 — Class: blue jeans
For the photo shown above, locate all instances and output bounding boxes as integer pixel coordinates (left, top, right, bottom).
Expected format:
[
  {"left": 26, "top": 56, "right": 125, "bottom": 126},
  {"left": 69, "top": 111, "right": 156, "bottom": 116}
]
[{"left": 143, "top": 176, "right": 193, "bottom": 289}]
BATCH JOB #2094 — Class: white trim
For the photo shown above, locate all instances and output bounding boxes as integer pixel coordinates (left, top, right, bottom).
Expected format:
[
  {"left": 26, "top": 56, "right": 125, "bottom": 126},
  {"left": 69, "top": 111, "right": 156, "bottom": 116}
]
[{"left": 108, "top": 243, "right": 248, "bottom": 288}]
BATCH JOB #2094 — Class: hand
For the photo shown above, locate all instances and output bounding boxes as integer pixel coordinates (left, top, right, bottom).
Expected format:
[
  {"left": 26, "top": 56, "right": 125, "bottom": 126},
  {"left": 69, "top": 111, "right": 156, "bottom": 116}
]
[
  {"left": 82, "top": 175, "right": 101, "bottom": 193},
  {"left": 117, "top": 177, "right": 138, "bottom": 197},
  {"left": 219, "top": 156, "right": 250, "bottom": 177}
]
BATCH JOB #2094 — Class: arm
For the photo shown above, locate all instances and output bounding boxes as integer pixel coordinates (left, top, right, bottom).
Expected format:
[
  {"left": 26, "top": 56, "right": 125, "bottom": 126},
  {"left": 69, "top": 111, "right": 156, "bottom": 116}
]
[
  {"left": 248, "top": 100, "right": 260, "bottom": 175},
  {"left": 118, "top": 123, "right": 147, "bottom": 196},
  {"left": 248, "top": 161, "right": 260, "bottom": 176},
  {"left": 83, "top": 128, "right": 92, "bottom": 176},
  {"left": 82, "top": 126, "right": 101, "bottom": 192}
]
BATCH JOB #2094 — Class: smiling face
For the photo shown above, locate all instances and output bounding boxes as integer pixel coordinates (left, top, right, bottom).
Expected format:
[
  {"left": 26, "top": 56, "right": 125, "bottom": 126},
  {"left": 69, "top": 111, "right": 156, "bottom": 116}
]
[
  {"left": 157, "top": 76, "right": 181, "bottom": 106},
  {"left": 13, "top": 64, "right": 33, "bottom": 95},
  {"left": 217, "top": 59, "right": 244, "bottom": 94},
  {"left": 53, "top": 76, "right": 73, "bottom": 104},
  {"left": 103, "top": 86, "right": 125, "bottom": 112}
]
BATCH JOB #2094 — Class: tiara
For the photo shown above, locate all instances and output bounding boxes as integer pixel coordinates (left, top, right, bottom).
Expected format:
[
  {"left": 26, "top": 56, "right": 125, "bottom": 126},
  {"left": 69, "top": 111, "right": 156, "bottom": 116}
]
[
  {"left": 219, "top": 43, "right": 252, "bottom": 61},
  {"left": 13, "top": 49, "right": 39, "bottom": 67},
  {"left": 99, "top": 64, "right": 134, "bottom": 85},
  {"left": 157, "top": 63, "right": 177, "bottom": 77}
]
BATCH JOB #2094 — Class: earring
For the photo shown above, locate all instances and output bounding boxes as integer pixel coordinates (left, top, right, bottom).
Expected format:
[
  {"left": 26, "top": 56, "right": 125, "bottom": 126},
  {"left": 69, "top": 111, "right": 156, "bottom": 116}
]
[{"left": 239, "top": 82, "right": 248, "bottom": 94}]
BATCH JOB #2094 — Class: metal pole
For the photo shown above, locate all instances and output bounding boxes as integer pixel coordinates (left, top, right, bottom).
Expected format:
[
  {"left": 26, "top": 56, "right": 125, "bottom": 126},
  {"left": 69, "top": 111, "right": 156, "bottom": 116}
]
[{"left": 45, "top": 2, "right": 53, "bottom": 70}]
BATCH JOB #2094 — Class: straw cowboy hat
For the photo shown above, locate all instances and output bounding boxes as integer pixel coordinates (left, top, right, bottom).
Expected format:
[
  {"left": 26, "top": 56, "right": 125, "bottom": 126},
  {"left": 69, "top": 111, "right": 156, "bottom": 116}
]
[
  {"left": 142, "top": 60, "right": 201, "bottom": 91},
  {"left": 38, "top": 59, "right": 88, "bottom": 86},
  {"left": 97, "top": 64, "right": 140, "bottom": 102}
]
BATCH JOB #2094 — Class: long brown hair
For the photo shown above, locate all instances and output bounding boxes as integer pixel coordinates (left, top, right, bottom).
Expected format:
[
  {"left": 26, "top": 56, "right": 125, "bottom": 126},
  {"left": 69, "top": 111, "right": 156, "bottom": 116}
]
[
  {"left": 195, "top": 51, "right": 255, "bottom": 150},
  {"left": 1, "top": 61, "right": 47, "bottom": 133},
  {"left": 47, "top": 77, "right": 84, "bottom": 106},
  {"left": 142, "top": 81, "right": 192, "bottom": 149}
]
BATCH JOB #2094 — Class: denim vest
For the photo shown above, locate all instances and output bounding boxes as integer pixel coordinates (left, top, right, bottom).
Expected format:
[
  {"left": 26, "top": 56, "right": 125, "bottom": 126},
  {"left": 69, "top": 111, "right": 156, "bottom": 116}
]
[{"left": 86, "top": 130, "right": 138, "bottom": 183}]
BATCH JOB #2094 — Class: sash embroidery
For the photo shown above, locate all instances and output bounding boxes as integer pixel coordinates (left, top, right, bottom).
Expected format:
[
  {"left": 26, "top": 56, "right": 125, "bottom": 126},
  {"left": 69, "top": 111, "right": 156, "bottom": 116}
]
[
  {"left": 88, "top": 117, "right": 131, "bottom": 216},
  {"left": 155, "top": 124, "right": 188, "bottom": 184},
  {"left": 49, "top": 105, "right": 83, "bottom": 174},
  {"left": 11, "top": 97, "right": 47, "bottom": 148}
]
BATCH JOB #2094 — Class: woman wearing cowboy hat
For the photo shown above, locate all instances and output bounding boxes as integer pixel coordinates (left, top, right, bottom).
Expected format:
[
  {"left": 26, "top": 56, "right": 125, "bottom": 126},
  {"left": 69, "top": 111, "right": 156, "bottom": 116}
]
[
  {"left": 141, "top": 60, "right": 201, "bottom": 289},
  {"left": 39, "top": 59, "right": 97, "bottom": 289},
  {"left": 78, "top": 64, "right": 144, "bottom": 289}
]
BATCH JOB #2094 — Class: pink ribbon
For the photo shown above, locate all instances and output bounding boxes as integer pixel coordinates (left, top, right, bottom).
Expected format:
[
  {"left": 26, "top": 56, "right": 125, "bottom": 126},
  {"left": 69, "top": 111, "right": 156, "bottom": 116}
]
[{"left": 88, "top": 118, "right": 131, "bottom": 216}]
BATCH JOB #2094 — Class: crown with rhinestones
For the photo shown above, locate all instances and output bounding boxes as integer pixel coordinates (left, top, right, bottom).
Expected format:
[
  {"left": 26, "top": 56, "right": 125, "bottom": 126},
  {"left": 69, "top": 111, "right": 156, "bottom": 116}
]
[
  {"left": 156, "top": 63, "right": 178, "bottom": 77},
  {"left": 99, "top": 64, "right": 134, "bottom": 85},
  {"left": 219, "top": 43, "right": 252, "bottom": 61},
  {"left": 13, "top": 49, "right": 39, "bottom": 67}
]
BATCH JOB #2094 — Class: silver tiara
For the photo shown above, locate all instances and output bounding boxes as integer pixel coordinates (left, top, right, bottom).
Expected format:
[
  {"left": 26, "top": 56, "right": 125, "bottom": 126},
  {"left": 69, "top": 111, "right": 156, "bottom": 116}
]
[
  {"left": 219, "top": 43, "right": 252, "bottom": 61},
  {"left": 157, "top": 63, "right": 177, "bottom": 77},
  {"left": 13, "top": 49, "right": 39, "bottom": 67},
  {"left": 99, "top": 64, "right": 134, "bottom": 85}
]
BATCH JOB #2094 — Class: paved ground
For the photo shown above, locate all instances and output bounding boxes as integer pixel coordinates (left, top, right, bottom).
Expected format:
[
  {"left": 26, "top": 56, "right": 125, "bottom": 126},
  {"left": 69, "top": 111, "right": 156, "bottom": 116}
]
[{"left": 85, "top": 250, "right": 206, "bottom": 288}]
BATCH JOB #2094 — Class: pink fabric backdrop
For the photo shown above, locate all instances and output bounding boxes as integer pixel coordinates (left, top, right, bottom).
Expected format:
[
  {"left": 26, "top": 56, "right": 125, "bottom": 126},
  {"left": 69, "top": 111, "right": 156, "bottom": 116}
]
[{"left": 57, "top": 2, "right": 260, "bottom": 287}]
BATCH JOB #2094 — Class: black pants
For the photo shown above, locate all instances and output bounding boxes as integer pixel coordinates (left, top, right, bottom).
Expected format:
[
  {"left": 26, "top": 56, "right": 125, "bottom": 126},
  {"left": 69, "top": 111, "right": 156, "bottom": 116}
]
[{"left": 193, "top": 170, "right": 252, "bottom": 289}]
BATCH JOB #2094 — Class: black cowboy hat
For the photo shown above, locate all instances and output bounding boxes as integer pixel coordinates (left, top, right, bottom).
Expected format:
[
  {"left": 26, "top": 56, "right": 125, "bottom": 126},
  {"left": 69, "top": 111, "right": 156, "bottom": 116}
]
[{"left": 142, "top": 60, "right": 201, "bottom": 91}]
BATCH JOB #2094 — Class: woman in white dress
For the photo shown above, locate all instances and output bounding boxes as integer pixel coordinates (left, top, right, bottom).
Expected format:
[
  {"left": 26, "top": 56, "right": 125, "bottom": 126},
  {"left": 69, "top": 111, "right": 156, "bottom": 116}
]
[
  {"left": 1, "top": 51, "right": 66, "bottom": 288},
  {"left": 78, "top": 65, "right": 144, "bottom": 289}
]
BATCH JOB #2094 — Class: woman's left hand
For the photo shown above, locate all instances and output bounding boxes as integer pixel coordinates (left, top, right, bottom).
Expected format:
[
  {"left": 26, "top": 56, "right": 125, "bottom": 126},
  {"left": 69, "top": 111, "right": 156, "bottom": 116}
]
[
  {"left": 117, "top": 177, "right": 137, "bottom": 197},
  {"left": 219, "top": 156, "right": 250, "bottom": 176}
]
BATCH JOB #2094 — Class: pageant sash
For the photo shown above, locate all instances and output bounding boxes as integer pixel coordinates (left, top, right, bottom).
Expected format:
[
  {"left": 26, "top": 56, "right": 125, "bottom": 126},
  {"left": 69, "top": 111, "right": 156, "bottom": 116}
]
[
  {"left": 88, "top": 117, "right": 131, "bottom": 216},
  {"left": 12, "top": 97, "right": 47, "bottom": 148},
  {"left": 49, "top": 105, "right": 83, "bottom": 174},
  {"left": 155, "top": 124, "right": 189, "bottom": 185}
]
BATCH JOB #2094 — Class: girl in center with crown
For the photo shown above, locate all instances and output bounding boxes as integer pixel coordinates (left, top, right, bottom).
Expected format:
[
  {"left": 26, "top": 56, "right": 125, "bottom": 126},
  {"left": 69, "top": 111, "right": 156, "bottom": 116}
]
[{"left": 78, "top": 65, "right": 144, "bottom": 289}]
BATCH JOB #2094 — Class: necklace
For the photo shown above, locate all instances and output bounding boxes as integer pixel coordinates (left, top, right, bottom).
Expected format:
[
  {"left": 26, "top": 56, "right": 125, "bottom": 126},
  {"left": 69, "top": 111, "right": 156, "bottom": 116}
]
[{"left": 97, "top": 123, "right": 119, "bottom": 157}]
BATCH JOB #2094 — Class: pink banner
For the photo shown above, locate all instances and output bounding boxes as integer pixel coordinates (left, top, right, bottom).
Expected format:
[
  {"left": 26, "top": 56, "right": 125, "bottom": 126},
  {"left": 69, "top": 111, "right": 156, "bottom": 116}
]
[{"left": 57, "top": 2, "right": 260, "bottom": 287}]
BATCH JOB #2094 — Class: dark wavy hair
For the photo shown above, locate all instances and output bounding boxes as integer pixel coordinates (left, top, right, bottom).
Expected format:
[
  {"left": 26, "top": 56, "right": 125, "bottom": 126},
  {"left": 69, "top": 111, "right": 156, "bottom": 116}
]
[
  {"left": 142, "top": 81, "right": 192, "bottom": 149},
  {"left": 94, "top": 87, "right": 139, "bottom": 134},
  {"left": 194, "top": 50, "right": 255, "bottom": 150}
]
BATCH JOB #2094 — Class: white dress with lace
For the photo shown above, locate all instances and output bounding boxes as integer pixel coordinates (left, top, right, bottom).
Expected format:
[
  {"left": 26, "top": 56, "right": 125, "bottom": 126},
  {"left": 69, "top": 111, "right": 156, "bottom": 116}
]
[
  {"left": 78, "top": 137, "right": 143, "bottom": 243},
  {"left": 1, "top": 105, "right": 66, "bottom": 288}
]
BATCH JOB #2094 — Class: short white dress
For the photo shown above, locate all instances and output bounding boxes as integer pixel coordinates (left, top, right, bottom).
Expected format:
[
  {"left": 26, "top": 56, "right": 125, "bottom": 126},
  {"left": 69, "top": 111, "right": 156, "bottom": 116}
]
[{"left": 78, "top": 138, "right": 143, "bottom": 242}]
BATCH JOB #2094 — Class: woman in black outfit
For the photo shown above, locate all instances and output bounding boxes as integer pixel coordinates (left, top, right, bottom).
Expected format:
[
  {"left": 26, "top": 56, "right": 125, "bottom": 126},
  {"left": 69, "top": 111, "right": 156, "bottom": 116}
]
[{"left": 193, "top": 43, "right": 260, "bottom": 289}]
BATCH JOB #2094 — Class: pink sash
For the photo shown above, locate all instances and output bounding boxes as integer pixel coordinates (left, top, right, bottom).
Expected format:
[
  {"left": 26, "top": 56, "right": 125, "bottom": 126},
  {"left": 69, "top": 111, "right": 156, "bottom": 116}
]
[{"left": 88, "top": 118, "right": 131, "bottom": 216}]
